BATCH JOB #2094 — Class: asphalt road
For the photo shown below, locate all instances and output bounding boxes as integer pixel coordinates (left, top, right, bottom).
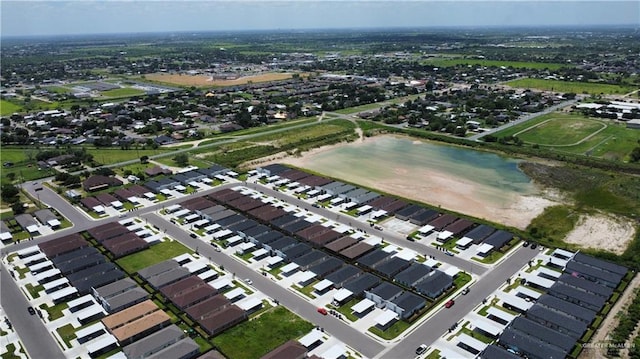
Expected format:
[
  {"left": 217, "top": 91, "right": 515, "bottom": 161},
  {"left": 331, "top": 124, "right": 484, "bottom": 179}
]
[
  {"left": 142, "top": 213, "right": 386, "bottom": 358},
  {"left": 378, "top": 245, "right": 538, "bottom": 359},
  {"left": 5, "top": 181, "right": 534, "bottom": 359},
  {"left": 0, "top": 267, "right": 66, "bottom": 359}
]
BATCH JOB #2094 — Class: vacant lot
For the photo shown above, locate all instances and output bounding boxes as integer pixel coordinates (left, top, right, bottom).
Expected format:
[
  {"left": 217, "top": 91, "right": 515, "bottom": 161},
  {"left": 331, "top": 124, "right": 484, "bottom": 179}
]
[
  {"left": 506, "top": 78, "right": 635, "bottom": 95},
  {"left": 514, "top": 118, "right": 606, "bottom": 146},
  {"left": 116, "top": 240, "right": 192, "bottom": 274},
  {"left": 494, "top": 112, "right": 640, "bottom": 160},
  {"left": 145, "top": 72, "right": 296, "bottom": 87},
  {"left": 0, "top": 99, "right": 23, "bottom": 115},
  {"left": 423, "top": 58, "right": 569, "bottom": 70},
  {"left": 212, "top": 306, "right": 314, "bottom": 359}
]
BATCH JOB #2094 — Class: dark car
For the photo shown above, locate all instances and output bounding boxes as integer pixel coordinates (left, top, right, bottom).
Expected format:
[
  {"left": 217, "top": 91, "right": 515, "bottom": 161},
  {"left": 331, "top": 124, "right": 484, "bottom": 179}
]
[
  {"left": 189, "top": 233, "right": 197, "bottom": 238},
  {"left": 530, "top": 243, "right": 537, "bottom": 250},
  {"left": 523, "top": 241, "right": 530, "bottom": 247},
  {"left": 27, "top": 306, "right": 36, "bottom": 315}
]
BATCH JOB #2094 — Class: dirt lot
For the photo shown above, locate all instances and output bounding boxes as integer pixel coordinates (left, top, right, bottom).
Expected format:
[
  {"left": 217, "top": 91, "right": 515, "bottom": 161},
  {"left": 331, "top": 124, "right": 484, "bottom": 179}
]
[{"left": 144, "top": 72, "right": 296, "bottom": 87}]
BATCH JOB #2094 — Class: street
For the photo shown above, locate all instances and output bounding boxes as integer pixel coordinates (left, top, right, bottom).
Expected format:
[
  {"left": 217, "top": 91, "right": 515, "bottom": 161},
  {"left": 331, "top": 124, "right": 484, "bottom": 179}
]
[{"left": 2, "top": 180, "right": 536, "bottom": 359}]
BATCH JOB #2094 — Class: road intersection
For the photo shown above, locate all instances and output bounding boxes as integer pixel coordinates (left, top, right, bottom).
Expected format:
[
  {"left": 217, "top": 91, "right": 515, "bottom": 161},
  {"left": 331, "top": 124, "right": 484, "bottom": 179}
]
[{"left": 3, "top": 178, "right": 537, "bottom": 359}]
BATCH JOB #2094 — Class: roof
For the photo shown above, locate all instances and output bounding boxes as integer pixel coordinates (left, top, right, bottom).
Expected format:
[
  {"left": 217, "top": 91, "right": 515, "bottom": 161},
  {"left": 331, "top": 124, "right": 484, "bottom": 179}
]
[
  {"left": 415, "top": 270, "right": 452, "bottom": 297},
  {"left": 374, "top": 257, "right": 410, "bottom": 278},
  {"left": 293, "top": 250, "right": 326, "bottom": 267},
  {"left": 509, "top": 316, "right": 576, "bottom": 351},
  {"left": 33, "top": 209, "right": 57, "bottom": 224},
  {"left": 464, "top": 224, "right": 496, "bottom": 241},
  {"left": 344, "top": 273, "right": 381, "bottom": 296},
  {"left": 499, "top": 327, "right": 568, "bottom": 359},
  {"left": 123, "top": 325, "right": 184, "bottom": 359},
  {"left": 308, "top": 257, "right": 343, "bottom": 278},
  {"left": 526, "top": 304, "right": 588, "bottom": 338},
  {"left": 104, "top": 287, "right": 149, "bottom": 312},
  {"left": 369, "top": 282, "right": 403, "bottom": 301},
  {"left": 199, "top": 305, "right": 247, "bottom": 335},
  {"left": 324, "top": 236, "right": 358, "bottom": 253},
  {"left": 392, "top": 291, "right": 425, "bottom": 312},
  {"left": 101, "top": 299, "right": 158, "bottom": 330},
  {"left": 458, "top": 333, "right": 487, "bottom": 352},
  {"left": 483, "top": 230, "right": 513, "bottom": 248},
  {"left": 260, "top": 340, "right": 307, "bottom": 359},
  {"left": 325, "top": 265, "right": 361, "bottom": 285},
  {"left": 557, "top": 273, "right": 613, "bottom": 298},
  {"left": 355, "top": 248, "right": 389, "bottom": 267},
  {"left": 394, "top": 263, "right": 433, "bottom": 286},
  {"left": 83, "top": 175, "right": 123, "bottom": 191},
  {"left": 573, "top": 252, "right": 627, "bottom": 275},
  {"left": 298, "top": 329, "right": 323, "bottom": 348},
  {"left": 137, "top": 260, "right": 180, "bottom": 279},
  {"left": 145, "top": 337, "right": 199, "bottom": 359},
  {"left": 536, "top": 294, "right": 596, "bottom": 323},
  {"left": 374, "top": 309, "right": 398, "bottom": 326},
  {"left": 565, "top": 259, "right": 624, "bottom": 286},
  {"left": 111, "top": 310, "right": 172, "bottom": 343},
  {"left": 479, "top": 345, "right": 521, "bottom": 359}
]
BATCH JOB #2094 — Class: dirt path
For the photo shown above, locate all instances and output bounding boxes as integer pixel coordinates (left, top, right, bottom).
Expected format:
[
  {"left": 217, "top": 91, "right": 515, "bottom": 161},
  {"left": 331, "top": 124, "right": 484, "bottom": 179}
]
[
  {"left": 162, "top": 138, "right": 210, "bottom": 148},
  {"left": 581, "top": 274, "right": 640, "bottom": 359},
  {"left": 148, "top": 160, "right": 183, "bottom": 173}
]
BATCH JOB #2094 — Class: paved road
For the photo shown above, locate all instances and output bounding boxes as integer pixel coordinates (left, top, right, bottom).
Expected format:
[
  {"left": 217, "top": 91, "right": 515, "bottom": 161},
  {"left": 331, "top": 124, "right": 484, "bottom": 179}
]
[
  {"left": 5, "top": 181, "right": 532, "bottom": 359},
  {"left": 141, "top": 213, "right": 386, "bottom": 358},
  {"left": 468, "top": 99, "right": 579, "bottom": 141},
  {"left": 378, "top": 245, "right": 538, "bottom": 359},
  {"left": 0, "top": 268, "right": 65, "bottom": 359}
]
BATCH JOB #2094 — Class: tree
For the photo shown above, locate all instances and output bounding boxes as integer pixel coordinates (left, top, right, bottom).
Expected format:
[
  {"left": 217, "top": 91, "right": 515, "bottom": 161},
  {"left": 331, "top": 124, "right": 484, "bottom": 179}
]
[
  {"left": 1, "top": 184, "right": 20, "bottom": 203},
  {"left": 11, "top": 201, "right": 26, "bottom": 215},
  {"left": 630, "top": 147, "right": 640, "bottom": 163},
  {"left": 5, "top": 172, "right": 16, "bottom": 182},
  {"left": 173, "top": 153, "right": 189, "bottom": 167},
  {"left": 140, "top": 155, "right": 149, "bottom": 164}
]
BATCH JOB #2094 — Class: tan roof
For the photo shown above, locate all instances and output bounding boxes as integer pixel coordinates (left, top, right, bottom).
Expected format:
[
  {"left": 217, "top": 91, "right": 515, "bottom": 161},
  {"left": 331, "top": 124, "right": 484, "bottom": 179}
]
[
  {"left": 102, "top": 299, "right": 158, "bottom": 330},
  {"left": 111, "top": 310, "right": 171, "bottom": 343}
]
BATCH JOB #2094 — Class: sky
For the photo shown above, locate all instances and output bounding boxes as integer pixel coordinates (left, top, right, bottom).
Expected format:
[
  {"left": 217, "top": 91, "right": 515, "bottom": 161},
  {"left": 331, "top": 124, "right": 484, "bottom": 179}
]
[{"left": 1, "top": 1, "right": 638, "bottom": 37}]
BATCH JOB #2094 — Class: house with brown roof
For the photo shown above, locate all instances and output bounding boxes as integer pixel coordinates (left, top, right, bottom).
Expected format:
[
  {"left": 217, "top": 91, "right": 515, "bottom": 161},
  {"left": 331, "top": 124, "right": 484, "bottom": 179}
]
[
  {"left": 260, "top": 340, "right": 307, "bottom": 359},
  {"left": 83, "top": 175, "right": 123, "bottom": 192},
  {"left": 102, "top": 300, "right": 171, "bottom": 345},
  {"left": 145, "top": 165, "right": 173, "bottom": 177}
]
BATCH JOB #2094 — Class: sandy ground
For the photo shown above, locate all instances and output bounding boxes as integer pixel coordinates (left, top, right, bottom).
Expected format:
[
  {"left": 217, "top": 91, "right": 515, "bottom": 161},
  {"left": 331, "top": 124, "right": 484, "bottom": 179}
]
[
  {"left": 564, "top": 214, "right": 637, "bottom": 255},
  {"left": 162, "top": 138, "right": 210, "bottom": 148},
  {"left": 145, "top": 72, "right": 295, "bottom": 87},
  {"left": 248, "top": 138, "right": 557, "bottom": 230},
  {"left": 581, "top": 275, "right": 640, "bottom": 359},
  {"left": 148, "top": 160, "right": 183, "bottom": 173}
]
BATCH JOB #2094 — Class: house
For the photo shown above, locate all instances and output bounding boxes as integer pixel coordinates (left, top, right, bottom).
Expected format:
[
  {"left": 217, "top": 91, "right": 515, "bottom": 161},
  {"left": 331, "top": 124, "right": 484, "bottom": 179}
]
[
  {"left": 145, "top": 166, "right": 173, "bottom": 177},
  {"left": 83, "top": 175, "right": 123, "bottom": 192}
]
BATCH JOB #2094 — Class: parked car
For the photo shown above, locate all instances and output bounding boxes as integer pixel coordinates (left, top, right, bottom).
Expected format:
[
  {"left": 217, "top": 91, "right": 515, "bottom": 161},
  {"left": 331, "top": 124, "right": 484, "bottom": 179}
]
[
  {"left": 415, "top": 344, "right": 428, "bottom": 355},
  {"left": 530, "top": 243, "right": 537, "bottom": 250},
  {"left": 27, "top": 306, "right": 35, "bottom": 315},
  {"left": 461, "top": 288, "right": 470, "bottom": 295},
  {"left": 244, "top": 278, "right": 253, "bottom": 285},
  {"left": 444, "top": 299, "right": 455, "bottom": 308},
  {"left": 523, "top": 241, "right": 530, "bottom": 247},
  {"left": 317, "top": 307, "right": 328, "bottom": 315},
  {"left": 189, "top": 233, "right": 197, "bottom": 238}
]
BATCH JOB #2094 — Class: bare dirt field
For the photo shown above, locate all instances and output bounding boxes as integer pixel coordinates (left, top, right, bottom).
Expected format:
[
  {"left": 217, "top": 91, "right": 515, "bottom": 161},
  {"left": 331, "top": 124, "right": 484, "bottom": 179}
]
[
  {"left": 144, "top": 72, "right": 296, "bottom": 87},
  {"left": 564, "top": 214, "right": 637, "bottom": 255}
]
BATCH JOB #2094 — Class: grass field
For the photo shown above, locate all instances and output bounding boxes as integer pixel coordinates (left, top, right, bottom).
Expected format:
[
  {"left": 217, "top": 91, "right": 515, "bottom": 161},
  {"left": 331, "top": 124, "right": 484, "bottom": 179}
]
[
  {"left": 423, "top": 58, "right": 569, "bottom": 70},
  {"left": 514, "top": 118, "right": 606, "bottom": 146},
  {"left": 0, "top": 99, "right": 23, "bottom": 115},
  {"left": 100, "top": 87, "right": 146, "bottom": 97},
  {"left": 506, "top": 78, "right": 636, "bottom": 95},
  {"left": 116, "top": 240, "right": 192, "bottom": 274},
  {"left": 526, "top": 205, "right": 580, "bottom": 247},
  {"left": 45, "top": 86, "right": 72, "bottom": 94},
  {"left": 493, "top": 112, "right": 640, "bottom": 160},
  {"left": 86, "top": 148, "right": 175, "bottom": 165},
  {"left": 212, "top": 306, "right": 314, "bottom": 359},
  {"left": 144, "top": 72, "right": 297, "bottom": 87}
]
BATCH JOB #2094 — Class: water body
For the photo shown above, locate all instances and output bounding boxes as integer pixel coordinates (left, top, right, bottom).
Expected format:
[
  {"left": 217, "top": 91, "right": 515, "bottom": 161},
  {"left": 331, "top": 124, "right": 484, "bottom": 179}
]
[{"left": 283, "top": 135, "right": 545, "bottom": 227}]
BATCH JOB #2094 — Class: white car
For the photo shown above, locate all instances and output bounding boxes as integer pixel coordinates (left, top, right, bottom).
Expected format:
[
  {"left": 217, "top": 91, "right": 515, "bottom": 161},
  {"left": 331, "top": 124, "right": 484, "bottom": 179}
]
[{"left": 244, "top": 278, "right": 253, "bottom": 285}]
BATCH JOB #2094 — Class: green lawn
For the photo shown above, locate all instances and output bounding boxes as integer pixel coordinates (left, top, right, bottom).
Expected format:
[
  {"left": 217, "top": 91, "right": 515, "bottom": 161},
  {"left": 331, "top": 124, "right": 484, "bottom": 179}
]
[
  {"left": 212, "top": 306, "right": 314, "bottom": 359},
  {"left": 56, "top": 324, "right": 76, "bottom": 349},
  {"left": 368, "top": 320, "right": 412, "bottom": 340},
  {"left": 87, "top": 148, "right": 174, "bottom": 165},
  {"left": 45, "top": 86, "right": 72, "bottom": 94},
  {"left": 423, "top": 58, "right": 569, "bottom": 70},
  {"left": 493, "top": 112, "right": 640, "bottom": 160},
  {"left": 506, "top": 78, "right": 636, "bottom": 95},
  {"left": 0, "top": 100, "right": 23, "bottom": 115},
  {"left": 100, "top": 88, "right": 146, "bottom": 97},
  {"left": 116, "top": 240, "right": 193, "bottom": 274},
  {"left": 514, "top": 118, "right": 606, "bottom": 146}
]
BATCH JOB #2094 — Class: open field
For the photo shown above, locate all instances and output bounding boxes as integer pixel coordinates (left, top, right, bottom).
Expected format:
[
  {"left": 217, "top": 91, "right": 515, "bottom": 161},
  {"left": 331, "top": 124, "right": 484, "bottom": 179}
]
[
  {"left": 423, "top": 58, "right": 570, "bottom": 70},
  {"left": 514, "top": 118, "right": 606, "bottom": 146},
  {"left": 0, "top": 99, "right": 24, "bottom": 115},
  {"left": 86, "top": 148, "right": 176, "bottom": 165},
  {"left": 144, "top": 72, "right": 297, "bottom": 87},
  {"left": 212, "top": 306, "right": 314, "bottom": 359},
  {"left": 115, "top": 240, "right": 192, "bottom": 274},
  {"left": 506, "top": 78, "right": 636, "bottom": 95},
  {"left": 100, "top": 87, "right": 146, "bottom": 97},
  {"left": 493, "top": 112, "right": 640, "bottom": 161}
]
